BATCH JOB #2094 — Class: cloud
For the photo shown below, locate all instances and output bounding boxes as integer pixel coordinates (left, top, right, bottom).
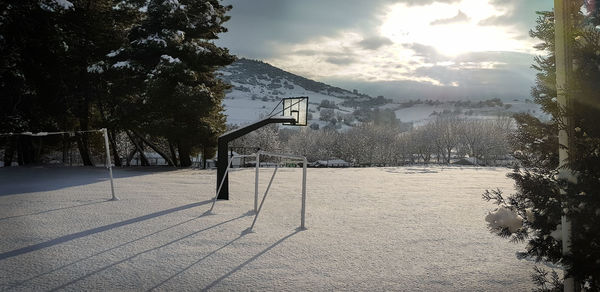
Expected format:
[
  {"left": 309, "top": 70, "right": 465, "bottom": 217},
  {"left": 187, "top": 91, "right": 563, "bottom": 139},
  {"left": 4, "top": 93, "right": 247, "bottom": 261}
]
[
  {"left": 325, "top": 68, "right": 533, "bottom": 101},
  {"left": 325, "top": 56, "right": 358, "bottom": 65},
  {"left": 477, "top": 0, "right": 553, "bottom": 40},
  {"left": 401, "top": 0, "right": 461, "bottom": 6},
  {"left": 358, "top": 36, "right": 393, "bottom": 50},
  {"left": 293, "top": 49, "right": 319, "bottom": 56},
  {"left": 217, "top": 0, "right": 467, "bottom": 59},
  {"left": 216, "top": 0, "right": 552, "bottom": 99},
  {"left": 478, "top": 15, "right": 509, "bottom": 26},
  {"left": 403, "top": 43, "right": 446, "bottom": 63},
  {"left": 454, "top": 51, "right": 534, "bottom": 65},
  {"left": 318, "top": 48, "right": 537, "bottom": 100},
  {"left": 430, "top": 10, "right": 470, "bottom": 25}
]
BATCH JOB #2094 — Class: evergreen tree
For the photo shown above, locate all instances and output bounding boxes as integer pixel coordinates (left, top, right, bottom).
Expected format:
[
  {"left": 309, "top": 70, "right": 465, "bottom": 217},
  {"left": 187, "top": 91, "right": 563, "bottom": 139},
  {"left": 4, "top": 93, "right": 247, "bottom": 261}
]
[
  {"left": 483, "top": 9, "right": 600, "bottom": 290},
  {"left": 60, "top": 0, "right": 143, "bottom": 165},
  {"left": 108, "top": 0, "right": 235, "bottom": 167},
  {"left": 0, "top": 0, "right": 142, "bottom": 165},
  {"left": 1, "top": 1, "right": 75, "bottom": 164}
]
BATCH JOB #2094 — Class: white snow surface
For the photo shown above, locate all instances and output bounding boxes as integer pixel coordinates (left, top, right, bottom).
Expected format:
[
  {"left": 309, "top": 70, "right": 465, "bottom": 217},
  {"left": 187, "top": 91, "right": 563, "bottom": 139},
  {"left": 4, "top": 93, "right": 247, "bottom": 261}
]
[{"left": 0, "top": 166, "right": 539, "bottom": 291}]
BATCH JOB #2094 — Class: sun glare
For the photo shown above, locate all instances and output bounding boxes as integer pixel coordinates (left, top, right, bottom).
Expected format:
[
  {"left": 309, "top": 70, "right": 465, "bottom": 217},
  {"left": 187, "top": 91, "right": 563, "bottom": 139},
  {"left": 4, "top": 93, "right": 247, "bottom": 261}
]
[{"left": 380, "top": 0, "right": 527, "bottom": 57}]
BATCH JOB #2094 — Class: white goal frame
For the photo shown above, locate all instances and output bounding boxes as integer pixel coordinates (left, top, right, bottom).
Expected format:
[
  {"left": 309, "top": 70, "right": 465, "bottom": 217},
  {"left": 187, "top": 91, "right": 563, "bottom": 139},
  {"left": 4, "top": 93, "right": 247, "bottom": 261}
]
[
  {"left": 209, "top": 150, "right": 307, "bottom": 230},
  {"left": 0, "top": 128, "right": 117, "bottom": 201}
]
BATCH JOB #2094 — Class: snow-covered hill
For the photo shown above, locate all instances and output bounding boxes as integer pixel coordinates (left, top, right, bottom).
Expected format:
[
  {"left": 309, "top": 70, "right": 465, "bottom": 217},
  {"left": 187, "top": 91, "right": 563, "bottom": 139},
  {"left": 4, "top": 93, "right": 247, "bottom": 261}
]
[
  {"left": 218, "top": 59, "right": 546, "bottom": 127},
  {"left": 218, "top": 59, "right": 377, "bottom": 127}
]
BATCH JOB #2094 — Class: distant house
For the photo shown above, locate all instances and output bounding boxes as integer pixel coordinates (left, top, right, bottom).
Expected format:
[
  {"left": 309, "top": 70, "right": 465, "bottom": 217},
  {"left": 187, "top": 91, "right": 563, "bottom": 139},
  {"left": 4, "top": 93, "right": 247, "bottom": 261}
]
[
  {"left": 311, "top": 159, "right": 351, "bottom": 168},
  {"left": 452, "top": 158, "right": 476, "bottom": 166}
]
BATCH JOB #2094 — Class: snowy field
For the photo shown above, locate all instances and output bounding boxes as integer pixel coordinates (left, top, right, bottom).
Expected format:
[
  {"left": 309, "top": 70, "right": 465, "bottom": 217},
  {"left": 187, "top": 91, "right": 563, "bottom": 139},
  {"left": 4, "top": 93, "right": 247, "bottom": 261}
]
[{"left": 0, "top": 166, "right": 541, "bottom": 291}]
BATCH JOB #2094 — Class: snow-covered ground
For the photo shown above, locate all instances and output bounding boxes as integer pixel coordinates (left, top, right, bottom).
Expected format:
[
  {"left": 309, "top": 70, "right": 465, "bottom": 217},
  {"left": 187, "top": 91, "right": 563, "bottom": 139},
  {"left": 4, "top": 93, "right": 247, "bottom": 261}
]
[{"left": 1, "top": 166, "right": 542, "bottom": 291}]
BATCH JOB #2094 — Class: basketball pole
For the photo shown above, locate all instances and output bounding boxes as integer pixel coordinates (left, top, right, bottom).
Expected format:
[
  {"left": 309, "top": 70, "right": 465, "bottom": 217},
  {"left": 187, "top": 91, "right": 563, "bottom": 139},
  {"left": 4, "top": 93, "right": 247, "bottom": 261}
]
[{"left": 102, "top": 128, "right": 118, "bottom": 201}]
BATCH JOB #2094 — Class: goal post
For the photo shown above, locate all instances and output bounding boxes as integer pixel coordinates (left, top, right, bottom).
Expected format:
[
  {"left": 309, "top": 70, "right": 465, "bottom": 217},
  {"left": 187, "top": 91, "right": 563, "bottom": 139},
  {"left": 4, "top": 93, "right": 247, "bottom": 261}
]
[{"left": 102, "top": 128, "right": 118, "bottom": 201}]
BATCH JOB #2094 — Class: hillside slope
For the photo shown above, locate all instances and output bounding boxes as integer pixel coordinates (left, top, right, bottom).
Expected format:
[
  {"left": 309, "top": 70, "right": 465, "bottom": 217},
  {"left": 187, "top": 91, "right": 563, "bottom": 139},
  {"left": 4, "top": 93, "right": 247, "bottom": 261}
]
[
  {"left": 218, "top": 59, "right": 374, "bottom": 127},
  {"left": 218, "top": 59, "right": 545, "bottom": 127}
]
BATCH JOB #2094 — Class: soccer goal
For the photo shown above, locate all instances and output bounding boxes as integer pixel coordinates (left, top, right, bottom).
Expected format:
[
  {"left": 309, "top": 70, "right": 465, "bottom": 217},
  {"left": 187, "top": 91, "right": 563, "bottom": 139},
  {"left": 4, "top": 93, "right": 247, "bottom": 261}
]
[
  {"left": 209, "top": 150, "right": 307, "bottom": 230},
  {"left": 0, "top": 128, "right": 117, "bottom": 201}
]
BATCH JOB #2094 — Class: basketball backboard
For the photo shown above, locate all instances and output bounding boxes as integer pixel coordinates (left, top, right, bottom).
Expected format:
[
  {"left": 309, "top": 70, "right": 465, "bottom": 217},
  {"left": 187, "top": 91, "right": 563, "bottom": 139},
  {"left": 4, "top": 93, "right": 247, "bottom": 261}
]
[{"left": 282, "top": 97, "right": 308, "bottom": 126}]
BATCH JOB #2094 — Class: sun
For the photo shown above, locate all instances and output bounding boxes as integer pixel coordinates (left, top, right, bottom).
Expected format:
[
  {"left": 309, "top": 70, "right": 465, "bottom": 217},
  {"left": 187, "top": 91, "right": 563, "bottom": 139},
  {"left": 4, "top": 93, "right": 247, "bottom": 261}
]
[{"left": 379, "top": 0, "right": 528, "bottom": 57}]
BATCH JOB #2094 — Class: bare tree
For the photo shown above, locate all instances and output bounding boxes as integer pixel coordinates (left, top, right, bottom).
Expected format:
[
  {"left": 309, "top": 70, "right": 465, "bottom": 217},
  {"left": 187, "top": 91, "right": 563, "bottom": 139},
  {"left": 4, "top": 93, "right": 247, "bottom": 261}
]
[
  {"left": 431, "top": 116, "right": 462, "bottom": 164},
  {"left": 412, "top": 125, "right": 436, "bottom": 164}
]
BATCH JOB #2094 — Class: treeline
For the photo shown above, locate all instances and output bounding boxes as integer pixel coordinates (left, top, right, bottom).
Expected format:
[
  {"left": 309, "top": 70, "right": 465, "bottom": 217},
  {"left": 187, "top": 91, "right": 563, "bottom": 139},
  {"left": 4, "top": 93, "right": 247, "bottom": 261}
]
[
  {"left": 397, "top": 97, "right": 507, "bottom": 109},
  {"left": 0, "top": 0, "right": 234, "bottom": 167},
  {"left": 233, "top": 115, "right": 514, "bottom": 166}
]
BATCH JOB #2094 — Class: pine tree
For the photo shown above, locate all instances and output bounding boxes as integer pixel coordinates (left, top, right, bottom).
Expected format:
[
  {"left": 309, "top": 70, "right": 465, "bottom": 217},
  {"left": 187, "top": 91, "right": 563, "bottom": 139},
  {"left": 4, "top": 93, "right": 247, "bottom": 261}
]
[
  {"left": 108, "top": 0, "right": 235, "bottom": 167},
  {"left": 59, "top": 0, "right": 133, "bottom": 165},
  {"left": 0, "top": 0, "right": 142, "bottom": 165},
  {"left": 483, "top": 10, "right": 600, "bottom": 290},
  {"left": 0, "top": 1, "right": 76, "bottom": 164}
]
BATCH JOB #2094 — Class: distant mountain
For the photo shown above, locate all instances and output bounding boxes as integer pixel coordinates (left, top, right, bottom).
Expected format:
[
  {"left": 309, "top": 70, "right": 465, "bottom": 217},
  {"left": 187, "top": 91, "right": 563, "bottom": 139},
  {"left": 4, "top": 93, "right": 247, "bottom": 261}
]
[
  {"left": 217, "top": 58, "right": 384, "bottom": 127},
  {"left": 217, "top": 58, "right": 545, "bottom": 127},
  {"left": 219, "top": 58, "right": 368, "bottom": 100}
]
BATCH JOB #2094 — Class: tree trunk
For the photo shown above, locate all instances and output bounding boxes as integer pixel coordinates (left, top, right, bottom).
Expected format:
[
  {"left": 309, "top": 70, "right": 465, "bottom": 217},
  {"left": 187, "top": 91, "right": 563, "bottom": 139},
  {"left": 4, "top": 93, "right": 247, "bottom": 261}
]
[
  {"left": 168, "top": 141, "right": 178, "bottom": 167},
  {"left": 76, "top": 134, "right": 94, "bottom": 166},
  {"left": 96, "top": 101, "right": 121, "bottom": 167},
  {"left": 202, "top": 145, "right": 207, "bottom": 169},
  {"left": 62, "top": 134, "right": 70, "bottom": 164},
  {"left": 77, "top": 98, "right": 94, "bottom": 166},
  {"left": 131, "top": 130, "right": 175, "bottom": 166},
  {"left": 125, "top": 130, "right": 149, "bottom": 166},
  {"left": 108, "top": 129, "right": 122, "bottom": 167},
  {"left": 17, "top": 136, "right": 36, "bottom": 165},
  {"left": 178, "top": 142, "right": 192, "bottom": 167},
  {"left": 126, "top": 148, "right": 136, "bottom": 166},
  {"left": 3, "top": 137, "right": 16, "bottom": 167}
]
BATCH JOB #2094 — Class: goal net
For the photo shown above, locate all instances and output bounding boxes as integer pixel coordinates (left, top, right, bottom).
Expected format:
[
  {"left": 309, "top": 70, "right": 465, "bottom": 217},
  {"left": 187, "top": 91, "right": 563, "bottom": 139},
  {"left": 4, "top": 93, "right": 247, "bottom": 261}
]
[
  {"left": 210, "top": 151, "right": 307, "bottom": 231},
  {"left": 0, "top": 129, "right": 117, "bottom": 200},
  {"left": 1, "top": 130, "right": 111, "bottom": 167}
]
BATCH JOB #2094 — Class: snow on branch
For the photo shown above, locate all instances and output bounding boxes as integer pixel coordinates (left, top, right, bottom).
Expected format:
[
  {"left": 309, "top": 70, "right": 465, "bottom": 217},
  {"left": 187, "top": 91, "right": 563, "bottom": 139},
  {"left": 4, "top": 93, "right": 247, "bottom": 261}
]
[
  {"left": 87, "top": 62, "right": 105, "bottom": 74},
  {"left": 40, "top": 0, "right": 74, "bottom": 12},
  {"left": 132, "top": 34, "right": 167, "bottom": 48},
  {"left": 160, "top": 55, "right": 181, "bottom": 64},
  {"left": 485, "top": 206, "right": 523, "bottom": 233}
]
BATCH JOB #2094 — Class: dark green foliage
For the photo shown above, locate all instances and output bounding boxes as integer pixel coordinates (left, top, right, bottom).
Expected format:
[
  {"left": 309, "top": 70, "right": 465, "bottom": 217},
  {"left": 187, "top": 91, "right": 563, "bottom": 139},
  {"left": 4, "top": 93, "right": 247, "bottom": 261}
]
[
  {"left": 484, "top": 10, "right": 600, "bottom": 289},
  {"left": 107, "top": 0, "right": 235, "bottom": 166},
  {"left": 531, "top": 266, "right": 563, "bottom": 292},
  {"left": 0, "top": 2, "right": 71, "bottom": 134},
  {"left": 1, "top": 0, "right": 234, "bottom": 167}
]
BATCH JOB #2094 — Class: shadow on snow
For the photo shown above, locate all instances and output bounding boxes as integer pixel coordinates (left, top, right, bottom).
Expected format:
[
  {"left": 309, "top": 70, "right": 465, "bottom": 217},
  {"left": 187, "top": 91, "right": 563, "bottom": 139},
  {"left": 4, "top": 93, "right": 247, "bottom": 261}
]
[
  {"left": 0, "top": 166, "right": 179, "bottom": 196},
  {"left": 0, "top": 200, "right": 212, "bottom": 261}
]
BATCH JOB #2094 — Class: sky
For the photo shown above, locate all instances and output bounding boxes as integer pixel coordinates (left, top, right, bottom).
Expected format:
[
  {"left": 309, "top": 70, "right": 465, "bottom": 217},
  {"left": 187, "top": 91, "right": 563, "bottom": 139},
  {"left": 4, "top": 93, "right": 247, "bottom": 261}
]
[{"left": 216, "top": 0, "right": 554, "bottom": 100}]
